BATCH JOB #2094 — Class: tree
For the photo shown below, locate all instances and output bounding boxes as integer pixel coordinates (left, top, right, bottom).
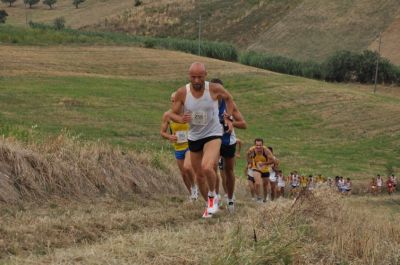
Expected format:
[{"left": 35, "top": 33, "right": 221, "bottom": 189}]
[
  {"left": 1, "top": 0, "right": 17, "bottom": 7},
  {"left": 72, "top": 0, "right": 84, "bottom": 8},
  {"left": 0, "top": 10, "right": 8, "bottom": 23},
  {"left": 24, "top": 0, "right": 40, "bottom": 8},
  {"left": 134, "top": 0, "right": 142, "bottom": 6},
  {"left": 43, "top": 0, "right": 56, "bottom": 9}
]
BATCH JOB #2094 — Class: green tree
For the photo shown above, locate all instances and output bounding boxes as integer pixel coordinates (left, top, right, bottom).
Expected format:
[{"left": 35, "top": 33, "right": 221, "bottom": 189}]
[
  {"left": 72, "top": 0, "right": 84, "bottom": 8},
  {"left": 43, "top": 0, "right": 56, "bottom": 9},
  {"left": 0, "top": 10, "right": 8, "bottom": 23},
  {"left": 1, "top": 0, "right": 17, "bottom": 7},
  {"left": 24, "top": 0, "right": 40, "bottom": 8}
]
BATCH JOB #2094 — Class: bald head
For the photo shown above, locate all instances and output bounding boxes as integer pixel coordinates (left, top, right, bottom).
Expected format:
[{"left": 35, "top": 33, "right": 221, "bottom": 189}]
[{"left": 188, "top": 62, "right": 207, "bottom": 91}]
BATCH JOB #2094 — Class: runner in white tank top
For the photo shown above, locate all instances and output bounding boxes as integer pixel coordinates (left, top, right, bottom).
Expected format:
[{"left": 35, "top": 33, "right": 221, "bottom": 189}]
[
  {"left": 169, "top": 62, "right": 235, "bottom": 218},
  {"left": 184, "top": 81, "right": 222, "bottom": 141}
]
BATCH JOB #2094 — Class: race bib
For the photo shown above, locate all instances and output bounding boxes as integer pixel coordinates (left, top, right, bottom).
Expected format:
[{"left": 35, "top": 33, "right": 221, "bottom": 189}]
[
  {"left": 191, "top": 111, "right": 207, "bottom": 125},
  {"left": 176, "top": 130, "right": 188, "bottom": 143}
]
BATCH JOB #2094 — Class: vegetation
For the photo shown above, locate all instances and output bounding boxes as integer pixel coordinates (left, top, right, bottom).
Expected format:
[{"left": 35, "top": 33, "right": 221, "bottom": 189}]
[
  {"left": 0, "top": 24, "right": 238, "bottom": 61},
  {"left": 53, "top": 16, "right": 65, "bottom": 30},
  {"left": 42, "top": 0, "right": 56, "bottom": 9},
  {"left": 240, "top": 50, "right": 400, "bottom": 85},
  {"left": 24, "top": 0, "right": 40, "bottom": 8},
  {"left": 324, "top": 50, "right": 400, "bottom": 84},
  {"left": 72, "top": 0, "right": 84, "bottom": 8},
  {"left": 0, "top": 9, "right": 7, "bottom": 23},
  {"left": 1, "top": 0, "right": 16, "bottom": 7}
]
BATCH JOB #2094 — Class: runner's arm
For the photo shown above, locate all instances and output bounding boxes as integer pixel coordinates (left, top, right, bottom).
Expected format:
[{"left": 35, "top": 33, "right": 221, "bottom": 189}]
[
  {"left": 235, "top": 138, "right": 242, "bottom": 157},
  {"left": 170, "top": 87, "right": 191, "bottom": 123},
  {"left": 211, "top": 83, "right": 234, "bottom": 132},
  {"left": 160, "top": 112, "right": 176, "bottom": 142},
  {"left": 231, "top": 103, "right": 247, "bottom": 129}
]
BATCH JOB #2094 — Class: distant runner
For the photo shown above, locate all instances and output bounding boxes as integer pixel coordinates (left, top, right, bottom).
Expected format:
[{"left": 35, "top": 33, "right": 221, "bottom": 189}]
[
  {"left": 169, "top": 62, "right": 235, "bottom": 218},
  {"left": 246, "top": 138, "right": 276, "bottom": 203},
  {"left": 160, "top": 92, "right": 198, "bottom": 200}
]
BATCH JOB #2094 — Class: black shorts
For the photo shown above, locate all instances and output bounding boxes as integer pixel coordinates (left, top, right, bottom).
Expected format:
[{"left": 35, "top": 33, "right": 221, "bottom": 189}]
[
  {"left": 247, "top": 175, "right": 255, "bottom": 183},
  {"left": 188, "top": 136, "right": 221, "bottom": 153},
  {"left": 254, "top": 169, "right": 270, "bottom": 178},
  {"left": 220, "top": 143, "right": 236, "bottom": 158}
]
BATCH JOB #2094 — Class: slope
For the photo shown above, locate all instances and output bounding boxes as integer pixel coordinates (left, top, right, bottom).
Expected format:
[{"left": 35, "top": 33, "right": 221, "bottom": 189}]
[{"left": 1, "top": 44, "right": 400, "bottom": 178}]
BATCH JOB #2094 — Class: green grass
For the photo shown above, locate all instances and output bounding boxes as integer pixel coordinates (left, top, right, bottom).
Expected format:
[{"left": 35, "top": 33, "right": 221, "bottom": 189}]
[
  {"left": 0, "top": 24, "right": 238, "bottom": 61},
  {"left": 1, "top": 72, "right": 399, "bottom": 179}
]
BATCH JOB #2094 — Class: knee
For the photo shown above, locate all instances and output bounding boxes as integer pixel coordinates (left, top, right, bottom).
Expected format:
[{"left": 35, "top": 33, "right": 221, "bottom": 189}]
[
  {"left": 183, "top": 165, "right": 192, "bottom": 176},
  {"left": 201, "top": 163, "right": 214, "bottom": 176}
]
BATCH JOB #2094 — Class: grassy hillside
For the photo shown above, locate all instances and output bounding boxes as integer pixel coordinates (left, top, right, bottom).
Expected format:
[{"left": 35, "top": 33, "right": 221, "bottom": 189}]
[
  {"left": 1, "top": 0, "right": 133, "bottom": 28},
  {"left": 1, "top": 44, "right": 399, "bottom": 178},
  {"left": 3, "top": 0, "right": 400, "bottom": 63},
  {"left": 86, "top": 0, "right": 400, "bottom": 63}
]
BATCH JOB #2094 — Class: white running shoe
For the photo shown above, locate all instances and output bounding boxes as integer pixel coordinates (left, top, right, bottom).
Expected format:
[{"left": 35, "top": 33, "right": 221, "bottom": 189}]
[
  {"left": 190, "top": 186, "right": 199, "bottom": 201},
  {"left": 227, "top": 201, "right": 235, "bottom": 214},
  {"left": 217, "top": 194, "right": 223, "bottom": 207},
  {"left": 202, "top": 208, "right": 212, "bottom": 218},
  {"left": 207, "top": 196, "right": 219, "bottom": 215}
]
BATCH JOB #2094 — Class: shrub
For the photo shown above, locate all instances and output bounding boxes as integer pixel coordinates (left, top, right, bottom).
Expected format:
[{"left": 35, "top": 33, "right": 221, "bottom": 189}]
[
  {"left": 0, "top": 9, "right": 8, "bottom": 24},
  {"left": 53, "top": 17, "right": 65, "bottom": 30},
  {"left": 324, "top": 50, "right": 359, "bottom": 82}
]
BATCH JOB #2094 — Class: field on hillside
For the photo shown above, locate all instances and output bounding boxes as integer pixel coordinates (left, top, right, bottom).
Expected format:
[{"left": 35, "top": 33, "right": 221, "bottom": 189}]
[
  {"left": 1, "top": 44, "right": 400, "bottom": 179},
  {"left": 1, "top": 0, "right": 133, "bottom": 28},
  {"left": 1, "top": 42, "right": 400, "bottom": 264},
  {"left": 81, "top": 0, "right": 400, "bottom": 64}
]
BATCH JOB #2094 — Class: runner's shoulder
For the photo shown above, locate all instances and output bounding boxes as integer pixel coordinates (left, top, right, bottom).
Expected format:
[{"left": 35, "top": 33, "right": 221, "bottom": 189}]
[{"left": 175, "top": 86, "right": 187, "bottom": 100}]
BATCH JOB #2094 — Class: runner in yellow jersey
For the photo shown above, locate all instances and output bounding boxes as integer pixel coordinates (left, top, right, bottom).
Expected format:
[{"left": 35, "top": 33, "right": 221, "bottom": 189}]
[
  {"left": 160, "top": 92, "right": 198, "bottom": 200},
  {"left": 246, "top": 138, "right": 276, "bottom": 203}
]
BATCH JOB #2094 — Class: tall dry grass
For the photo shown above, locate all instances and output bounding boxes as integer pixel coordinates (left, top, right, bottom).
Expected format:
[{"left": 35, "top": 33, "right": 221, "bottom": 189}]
[
  {"left": 214, "top": 189, "right": 400, "bottom": 265},
  {"left": 0, "top": 133, "right": 185, "bottom": 204}
]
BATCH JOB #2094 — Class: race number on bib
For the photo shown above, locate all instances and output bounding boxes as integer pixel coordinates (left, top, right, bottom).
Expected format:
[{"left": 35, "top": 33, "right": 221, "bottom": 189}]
[
  {"left": 176, "top": 130, "right": 188, "bottom": 143},
  {"left": 191, "top": 111, "right": 207, "bottom": 125}
]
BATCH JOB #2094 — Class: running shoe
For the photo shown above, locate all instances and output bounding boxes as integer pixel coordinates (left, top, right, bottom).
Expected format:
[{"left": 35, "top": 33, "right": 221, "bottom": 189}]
[
  {"left": 227, "top": 201, "right": 235, "bottom": 214},
  {"left": 207, "top": 196, "right": 219, "bottom": 214},
  {"left": 217, "top": 194, "right": 223, "bottom": 207},
  {"left": 202, "top": 208, "right": 212, "bottom": 218},
  {"left": 190, "top": 186, "right": 199, "bottom": 201}
]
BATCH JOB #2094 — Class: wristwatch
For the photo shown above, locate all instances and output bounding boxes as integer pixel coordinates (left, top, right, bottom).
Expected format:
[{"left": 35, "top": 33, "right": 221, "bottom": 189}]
[{"left": 227, "top": 115, "right": 234, "bottom": 122}]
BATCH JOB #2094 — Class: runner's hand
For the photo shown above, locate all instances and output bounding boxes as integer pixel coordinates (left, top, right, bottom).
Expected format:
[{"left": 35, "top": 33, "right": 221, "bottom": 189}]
[
  {"left": 182, "top": 112, "right": 192, "bottom": 123},
  {"left": 169, "top": 135, "right": 177, "bottom": 143},
  {"left": 225, "top": 120, "right": 233, "bottom": 133}
]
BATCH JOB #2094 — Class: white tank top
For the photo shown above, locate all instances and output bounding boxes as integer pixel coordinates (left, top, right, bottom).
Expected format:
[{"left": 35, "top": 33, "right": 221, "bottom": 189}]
[{"left": 184, "top": 81, "right": 223, "bottom": 141}]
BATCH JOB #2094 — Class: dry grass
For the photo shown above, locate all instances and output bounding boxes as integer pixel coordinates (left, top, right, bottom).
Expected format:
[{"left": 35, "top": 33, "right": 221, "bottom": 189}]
[
  {"left": 2, "top": 0, "right": 133, "bottom": 28},
  {"left": 0, "top": 45, "right": 265, "bottom": 80},
  {"left": 1, "top": 158, "right": 399, "bottom": 265},
  {"left": 0, "top": 133, "right": 185, "bottom": 204},
  {"left": 369, "top": 14, "right": 400, "bottom": 65}
]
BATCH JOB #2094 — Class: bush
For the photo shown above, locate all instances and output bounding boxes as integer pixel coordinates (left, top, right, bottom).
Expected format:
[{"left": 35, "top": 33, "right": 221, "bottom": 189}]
[
  {"left": 239, "top": 51, "right": 323, "bottom": 79},
  {"left": 0, "top": 10, "right": 8, "bottom": 24},
  {"left": 53, "top": 17, "right": 65, "bottom": 30},
  {"left": 324, "top": 50, "right": 399, "bottom": 84},
  {"left": 324, "top": 50, "right": 359, "bottom": 82}
]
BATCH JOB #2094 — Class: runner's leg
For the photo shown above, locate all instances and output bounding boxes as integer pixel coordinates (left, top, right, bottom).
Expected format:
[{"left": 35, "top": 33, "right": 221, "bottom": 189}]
[
  {"left": 253, "top": 171, "right": 262, "bottom": 200},
  {"left": 201, "top": 138, "right": 222, "bottom": 195},
  {"left": 176, "top": 158, "right": 191, "bottom": 193},
  {"left": 190, "top": 150, "right": 208, "bottom": 201},
  {"left": 224, "top": 157, "right": 235, "bottom": 200}
]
